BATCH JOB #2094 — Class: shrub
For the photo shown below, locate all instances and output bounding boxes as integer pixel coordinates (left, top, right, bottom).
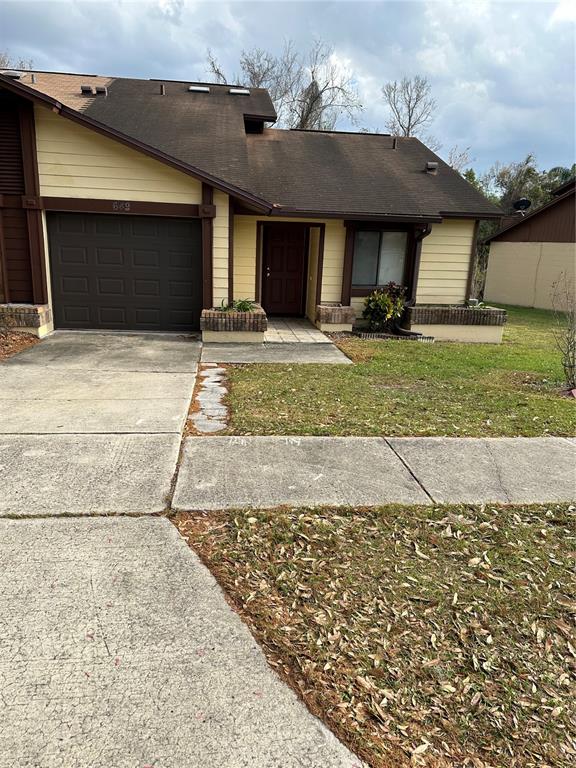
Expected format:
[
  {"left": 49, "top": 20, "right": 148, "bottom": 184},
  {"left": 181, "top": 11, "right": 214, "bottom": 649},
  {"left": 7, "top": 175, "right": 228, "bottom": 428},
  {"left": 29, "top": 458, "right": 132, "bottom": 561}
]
[
  {"left": 215, "top": 298, "right": 256, "bottom": 312},
  {"left": 362, "top": 283, "right": 406, "bottom": 331}
]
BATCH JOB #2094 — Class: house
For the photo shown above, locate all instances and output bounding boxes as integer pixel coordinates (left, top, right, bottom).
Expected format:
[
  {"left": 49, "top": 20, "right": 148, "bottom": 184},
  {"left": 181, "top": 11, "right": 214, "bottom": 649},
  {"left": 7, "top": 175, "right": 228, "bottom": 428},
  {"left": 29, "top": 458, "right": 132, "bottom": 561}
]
[
  {"left": 0, "top": 69, "right": 504, "bottom": 342},
  {"left": 484, "top": 179, "right": 575, "bottom": 310}
]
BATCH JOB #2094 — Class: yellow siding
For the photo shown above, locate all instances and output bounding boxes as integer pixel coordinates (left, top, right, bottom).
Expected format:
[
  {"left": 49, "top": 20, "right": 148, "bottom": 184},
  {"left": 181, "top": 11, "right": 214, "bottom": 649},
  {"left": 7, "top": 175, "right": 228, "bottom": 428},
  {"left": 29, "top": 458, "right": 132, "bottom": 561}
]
[
  {"left": 416, "top": 219, "right": 475, "bottom": 304},
  {"left": 485, "top": 241, "right": 576, "bottom": 310},
  {"left": 34, "top": 105, "right": 202, "bottom": 203},
  {"left": 306, "top": 228, "right": 320, "bottom": 321},
  {"left": 232, "top": 215, "right": 346, "bottom": 304},
  {"left": 212, "top": 191, "right": 229, "bottom": 306}
]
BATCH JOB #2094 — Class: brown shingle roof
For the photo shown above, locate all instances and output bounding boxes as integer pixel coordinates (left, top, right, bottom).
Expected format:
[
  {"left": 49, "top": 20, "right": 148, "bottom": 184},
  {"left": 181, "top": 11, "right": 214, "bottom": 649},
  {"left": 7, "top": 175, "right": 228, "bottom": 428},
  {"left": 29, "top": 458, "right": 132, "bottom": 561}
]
[{"left": 4, "top": 70, "right": 501, "bottom": 219}]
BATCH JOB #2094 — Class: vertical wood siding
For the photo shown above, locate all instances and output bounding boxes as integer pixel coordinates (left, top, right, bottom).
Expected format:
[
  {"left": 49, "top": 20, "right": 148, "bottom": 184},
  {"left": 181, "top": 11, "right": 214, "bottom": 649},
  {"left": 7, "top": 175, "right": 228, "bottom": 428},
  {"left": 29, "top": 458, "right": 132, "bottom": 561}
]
[
  {"left": 416, "top": 219, "right": 475, "bottom": 304},
  {"left": 34, "top": 105, "right": 202, "bottom": 203},
  {"left": 306, "top": 227, "right": 319, "bottom": 321}
]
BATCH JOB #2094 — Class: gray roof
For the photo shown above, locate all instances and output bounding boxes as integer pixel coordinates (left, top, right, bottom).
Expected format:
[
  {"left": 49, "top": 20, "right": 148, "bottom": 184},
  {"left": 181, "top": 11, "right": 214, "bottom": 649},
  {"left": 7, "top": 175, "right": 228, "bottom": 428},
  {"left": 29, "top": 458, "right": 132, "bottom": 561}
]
[{"left": 5, "top": 70, "right": 501, "bottom": 219}]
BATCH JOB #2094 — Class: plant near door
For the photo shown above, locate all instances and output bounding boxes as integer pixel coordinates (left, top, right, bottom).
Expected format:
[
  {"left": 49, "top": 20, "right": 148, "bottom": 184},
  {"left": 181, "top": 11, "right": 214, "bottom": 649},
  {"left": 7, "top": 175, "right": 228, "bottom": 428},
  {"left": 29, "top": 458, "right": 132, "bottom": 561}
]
[
  {"left": 362, "top": 282, "right": 406, "bottom": 331},
  {"left": 215, "top": 298, "right": 256, "bottom": 312}
]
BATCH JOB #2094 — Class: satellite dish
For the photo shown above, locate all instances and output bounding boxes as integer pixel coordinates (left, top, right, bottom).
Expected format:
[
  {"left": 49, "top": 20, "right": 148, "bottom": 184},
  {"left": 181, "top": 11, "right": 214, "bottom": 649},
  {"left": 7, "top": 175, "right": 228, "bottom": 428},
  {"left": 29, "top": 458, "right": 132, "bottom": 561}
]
[{"left": 513, "top": 197, "right": 531, "bottom": 212}]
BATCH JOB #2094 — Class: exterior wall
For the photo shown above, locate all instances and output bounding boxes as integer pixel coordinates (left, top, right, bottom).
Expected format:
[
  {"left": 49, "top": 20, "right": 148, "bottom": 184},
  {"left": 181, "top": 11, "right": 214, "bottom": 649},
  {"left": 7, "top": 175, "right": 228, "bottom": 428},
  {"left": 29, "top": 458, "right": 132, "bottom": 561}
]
[
  {"left": 232, "top": 216, "right": 346, "bottom": 304},
  {"left": 491, "top": 192, "right": 575, "bottom": 243},
  {"left": 410, "top": 324, "right": 504, "bottom": 343},
  {"left": 34, "top": 105, "right": 202, "bottom": 203},
  {"left": 416, "top": 219, "right": 475, "bottom": 304},
  {"left": 485, "top": 241, "right": 576, "bottom": 310},
  {"left": 212, "top": 191, "right": 229, "bottom": 306},
  {"left": 34, "top": 104, "right": 230, "bottom": 308}
]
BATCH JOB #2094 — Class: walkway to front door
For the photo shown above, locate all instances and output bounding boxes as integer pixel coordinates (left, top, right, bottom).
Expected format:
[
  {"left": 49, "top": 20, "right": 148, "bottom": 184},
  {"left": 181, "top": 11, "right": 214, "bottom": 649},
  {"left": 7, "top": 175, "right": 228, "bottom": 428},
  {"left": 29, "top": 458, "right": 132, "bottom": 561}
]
[{"left": 264, "top": 317, "right": 328, "bottom": 343}]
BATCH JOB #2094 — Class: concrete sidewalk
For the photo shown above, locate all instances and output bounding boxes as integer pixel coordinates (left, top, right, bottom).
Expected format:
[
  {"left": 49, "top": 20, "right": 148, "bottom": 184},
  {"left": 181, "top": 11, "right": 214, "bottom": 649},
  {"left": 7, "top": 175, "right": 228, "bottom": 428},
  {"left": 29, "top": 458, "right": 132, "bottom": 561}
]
[
  {"left": 0, "top": 517, "right": 360, "bottom": 768},
  {"left": 173, "top": 436, "right": 576, "bottom": 509}
]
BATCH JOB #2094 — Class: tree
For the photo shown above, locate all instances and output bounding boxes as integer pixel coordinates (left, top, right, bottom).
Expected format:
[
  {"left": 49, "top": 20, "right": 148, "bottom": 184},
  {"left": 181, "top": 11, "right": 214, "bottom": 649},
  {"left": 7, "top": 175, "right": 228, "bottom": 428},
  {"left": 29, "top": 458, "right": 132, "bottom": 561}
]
[
  {"left": 206, "top": 40, "right": 362, "bottom": 130},
  {"left": 447, "top": 145, "right": 472, "bottom": 173},
  {"left": 0, "top": 51, "right": 33, "bottom": 70},
  {"left": 483, "top": 155, "right": 575, "bottom": 214},
  {"left": 381, "top": 75, "right": 440, "bottom": 149}
]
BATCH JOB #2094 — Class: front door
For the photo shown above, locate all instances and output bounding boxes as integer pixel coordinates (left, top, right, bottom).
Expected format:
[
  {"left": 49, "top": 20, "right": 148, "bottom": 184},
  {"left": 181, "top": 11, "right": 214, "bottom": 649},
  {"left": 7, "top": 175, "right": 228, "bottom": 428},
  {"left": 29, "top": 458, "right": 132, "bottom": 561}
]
[{"left": 261, "top": 224, "right": 307, "bottom": 315}]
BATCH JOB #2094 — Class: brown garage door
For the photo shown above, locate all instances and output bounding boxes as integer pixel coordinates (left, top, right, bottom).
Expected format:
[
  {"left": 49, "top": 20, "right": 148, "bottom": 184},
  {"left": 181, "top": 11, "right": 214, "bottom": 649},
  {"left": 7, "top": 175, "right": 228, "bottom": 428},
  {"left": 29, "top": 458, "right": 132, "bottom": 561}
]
[{"left": 48, "top": 213, "right": 203, "bottom": 331}]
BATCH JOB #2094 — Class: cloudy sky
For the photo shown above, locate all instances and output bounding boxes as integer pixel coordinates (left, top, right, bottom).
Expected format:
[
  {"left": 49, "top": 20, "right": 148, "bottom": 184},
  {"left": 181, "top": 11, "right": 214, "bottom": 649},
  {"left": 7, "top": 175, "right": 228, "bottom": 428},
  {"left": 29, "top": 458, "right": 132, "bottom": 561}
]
[{"left": 1, "top": 0, "right": 574, "bottom": 172}]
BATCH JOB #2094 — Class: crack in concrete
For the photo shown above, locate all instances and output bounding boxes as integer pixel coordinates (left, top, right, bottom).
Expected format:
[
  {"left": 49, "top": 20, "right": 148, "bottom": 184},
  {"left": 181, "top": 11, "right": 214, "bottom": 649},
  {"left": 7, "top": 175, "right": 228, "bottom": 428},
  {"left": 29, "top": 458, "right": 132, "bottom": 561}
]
[{"left": 383, "top": 438, "right": 436, "bottom": 503}]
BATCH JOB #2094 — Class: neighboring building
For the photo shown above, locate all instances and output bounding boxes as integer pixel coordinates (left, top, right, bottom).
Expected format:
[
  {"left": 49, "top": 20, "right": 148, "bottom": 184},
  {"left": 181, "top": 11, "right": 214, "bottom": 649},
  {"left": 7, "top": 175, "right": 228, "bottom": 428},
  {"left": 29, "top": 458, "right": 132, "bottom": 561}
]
[
  {"left": 484, "top": 180, "right": 575, "bottom": 310},
  {"left": 0, "top": 69, "right": 502, "bottom": 341}
]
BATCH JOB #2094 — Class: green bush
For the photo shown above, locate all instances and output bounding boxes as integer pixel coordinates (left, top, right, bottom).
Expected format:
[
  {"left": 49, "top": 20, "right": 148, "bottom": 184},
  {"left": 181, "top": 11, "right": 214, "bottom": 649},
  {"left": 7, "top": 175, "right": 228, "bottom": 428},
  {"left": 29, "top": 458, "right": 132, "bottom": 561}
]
[
  {"left": 216, "top": 298, "right": 256, "bottom": 312},
  {"left": 362, "top": 283, "right": 406, "bottom": 331}
]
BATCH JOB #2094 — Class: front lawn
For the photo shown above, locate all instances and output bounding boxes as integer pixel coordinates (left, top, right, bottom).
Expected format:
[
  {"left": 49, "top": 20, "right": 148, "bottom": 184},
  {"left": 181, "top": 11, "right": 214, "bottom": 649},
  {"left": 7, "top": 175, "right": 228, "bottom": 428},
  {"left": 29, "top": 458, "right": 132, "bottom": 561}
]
[
  {"left": 176, "top": 504, "right": 576, "bottom": 767},
  {"left": 226, "top": 305, "right": 575, "bottom": 437}
]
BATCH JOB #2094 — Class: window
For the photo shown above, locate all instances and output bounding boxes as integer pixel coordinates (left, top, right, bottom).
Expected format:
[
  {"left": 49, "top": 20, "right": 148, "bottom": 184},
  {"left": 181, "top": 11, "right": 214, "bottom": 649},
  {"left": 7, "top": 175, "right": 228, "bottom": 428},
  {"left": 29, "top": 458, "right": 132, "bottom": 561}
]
[{"left": 351, "top": 230, "right": 408, "bottom": 288}]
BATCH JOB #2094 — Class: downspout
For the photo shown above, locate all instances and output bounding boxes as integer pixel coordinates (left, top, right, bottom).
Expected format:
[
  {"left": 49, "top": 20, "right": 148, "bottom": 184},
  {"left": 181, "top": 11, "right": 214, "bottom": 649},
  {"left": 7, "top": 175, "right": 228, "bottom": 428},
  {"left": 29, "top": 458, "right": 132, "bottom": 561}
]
[{"left": 393, "top": 223, "right": 432, "bottom": 337}]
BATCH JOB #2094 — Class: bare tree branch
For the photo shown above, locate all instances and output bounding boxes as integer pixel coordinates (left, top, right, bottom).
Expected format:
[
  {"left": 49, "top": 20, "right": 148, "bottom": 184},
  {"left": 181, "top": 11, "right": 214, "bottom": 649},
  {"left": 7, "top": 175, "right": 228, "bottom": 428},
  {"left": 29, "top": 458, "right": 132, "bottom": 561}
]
[
  {"left": 447, "top": 145, "right": 473, "bottom": 173},
  {"left": 382, "top": 75, "right": 438, "bottom": 145},
  {"left": 0, "top": 51, "right": 33, "bottom": 70},
  {"left": 206, "top": 39, "right": 362, "bottom": 130},
  {"left": 552, "top": 272, "right": 576, "bottom": 391}
]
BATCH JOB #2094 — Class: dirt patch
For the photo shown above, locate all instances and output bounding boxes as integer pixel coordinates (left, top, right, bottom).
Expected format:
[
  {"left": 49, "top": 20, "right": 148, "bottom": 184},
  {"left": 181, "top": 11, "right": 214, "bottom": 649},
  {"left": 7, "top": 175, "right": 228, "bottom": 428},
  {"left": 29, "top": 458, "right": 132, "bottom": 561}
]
[{"left": 0, "top": 332, "right": 38, "bottom": 362}]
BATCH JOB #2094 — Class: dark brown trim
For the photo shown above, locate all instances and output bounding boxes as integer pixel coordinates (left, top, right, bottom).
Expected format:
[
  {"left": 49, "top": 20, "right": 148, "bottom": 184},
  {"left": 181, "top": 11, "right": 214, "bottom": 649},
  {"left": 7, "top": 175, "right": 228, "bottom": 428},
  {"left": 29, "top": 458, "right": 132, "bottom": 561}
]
[
  {"left": 201, "top": 184, "right": 214, "bottom": 309},
  {"left": 341, "top": 225, "right": 355, "bottom": 305},
  {"left": 42, "top": 197, "right": 208, "bottom": 218},
  {"left": 270, "top": 209, "right": 443, "bottom": 223},
  {"left": 409, "top": 224, "right": 432, "bottom": 303},
  {"left": 315, "top": 224, "right": 326, "bottom": 308},
  {"left": 0, "top": 194, "right": 25, "bottom": 208},
  {"left": 440, "top": 211, "right": 502, "bottom": 220},
  {"left": 0, "top": 74, "right": 272, "bottom": 214},
  {"left": 228, "top": 200, "right": 234, "bottom": 303},
  {"left": 254, "top": 222, "right": 263, "bottom": 302},
  {"left": 465, "top": 220, "right": 480, "bottom": 301},
  {"left": 18, "top": 100, "right": 47, "bottom": 304}
]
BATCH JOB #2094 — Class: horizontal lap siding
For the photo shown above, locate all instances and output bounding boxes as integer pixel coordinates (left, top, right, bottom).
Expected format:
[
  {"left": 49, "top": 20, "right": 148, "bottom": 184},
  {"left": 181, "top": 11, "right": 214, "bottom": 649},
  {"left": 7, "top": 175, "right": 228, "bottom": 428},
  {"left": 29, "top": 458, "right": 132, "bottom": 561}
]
[
  {"left": 416, "top": 219, "right": 475, "bottom": 304},
  {"left": 212, "top": 191, "right": 229, "bottom": 306},
  {"left": 34, "top": 105, "right": 202, "bottom": 203},
  {"left": 232, "top": 216, "right": 345, "bottom": 303}
]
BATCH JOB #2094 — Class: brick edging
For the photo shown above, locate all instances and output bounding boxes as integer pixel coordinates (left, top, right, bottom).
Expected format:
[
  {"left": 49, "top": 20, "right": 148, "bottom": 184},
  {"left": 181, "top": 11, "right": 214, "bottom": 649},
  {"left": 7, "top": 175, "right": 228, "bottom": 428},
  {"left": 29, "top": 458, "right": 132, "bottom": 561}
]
[
  {"left": 200, "top": 304, "right": 268, "bottom": 332},
  {"left": 406, "top": 306, "right": 507, "bottom": 326}
]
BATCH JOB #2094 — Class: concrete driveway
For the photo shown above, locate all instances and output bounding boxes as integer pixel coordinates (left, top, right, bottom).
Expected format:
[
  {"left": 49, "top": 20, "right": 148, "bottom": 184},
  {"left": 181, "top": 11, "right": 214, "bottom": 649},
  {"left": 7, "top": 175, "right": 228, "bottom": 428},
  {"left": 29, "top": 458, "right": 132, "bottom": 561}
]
[
  {"left": 0, "top": 332, "right": 199, "bottom": 516},
  {"left": 0, "top": 517, "right": 360, "bottom": 768}
]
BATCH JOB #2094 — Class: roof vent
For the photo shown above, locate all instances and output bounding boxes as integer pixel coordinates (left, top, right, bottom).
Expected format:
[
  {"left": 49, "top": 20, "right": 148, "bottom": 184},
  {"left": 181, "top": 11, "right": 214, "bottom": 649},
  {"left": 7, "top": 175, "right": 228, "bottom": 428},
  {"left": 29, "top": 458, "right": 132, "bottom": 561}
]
[
  {"left": 80, "top": 84, "right": 96, "bottom": 96},
  {"left": 95, "top": 86, "right": 108, "bottom": 96},
  {"left": 189, "top": 85, "right": 210, "bottom": 93},
  {"left": 229, "top": 87, "right": 250, "bottom": 95},
  {"left": 1, "top": 70, "right": 21, "bottom": 79},
  {"left": 425, "top": 161, "right": 438, "bottom": 175}
]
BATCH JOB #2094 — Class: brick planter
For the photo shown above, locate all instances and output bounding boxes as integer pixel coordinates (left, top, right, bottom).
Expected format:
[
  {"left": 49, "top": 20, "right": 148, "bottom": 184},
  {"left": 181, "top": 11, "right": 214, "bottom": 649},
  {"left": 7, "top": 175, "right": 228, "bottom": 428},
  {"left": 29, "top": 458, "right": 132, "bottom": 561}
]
[
  {"left": 0, "top": 303, "right": 53, "bottom": 338},
  {"left": 404, "top": 305, "right": 507, "bottom": 343},
  {"left": 315, "top": 303, "right": 356, "bottom": 332},
  {"left": 200, "top": 304, "right": 267, "bottom": 343}
]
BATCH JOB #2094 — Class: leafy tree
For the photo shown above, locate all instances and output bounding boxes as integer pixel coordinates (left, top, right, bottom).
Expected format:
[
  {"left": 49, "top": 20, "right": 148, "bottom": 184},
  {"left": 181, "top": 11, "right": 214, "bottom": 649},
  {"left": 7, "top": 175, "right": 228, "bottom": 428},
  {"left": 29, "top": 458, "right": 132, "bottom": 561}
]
[{"left": 207, "top": 40, "right": 362, "bottom": 130}]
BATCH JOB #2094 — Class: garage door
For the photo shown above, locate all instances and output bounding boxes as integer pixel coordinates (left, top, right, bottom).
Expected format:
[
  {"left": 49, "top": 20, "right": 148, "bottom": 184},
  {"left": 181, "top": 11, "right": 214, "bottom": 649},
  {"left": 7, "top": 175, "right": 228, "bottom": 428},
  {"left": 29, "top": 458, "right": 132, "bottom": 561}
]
[{"left": 48, "top": 213, "right": 203, "bottom": 331}]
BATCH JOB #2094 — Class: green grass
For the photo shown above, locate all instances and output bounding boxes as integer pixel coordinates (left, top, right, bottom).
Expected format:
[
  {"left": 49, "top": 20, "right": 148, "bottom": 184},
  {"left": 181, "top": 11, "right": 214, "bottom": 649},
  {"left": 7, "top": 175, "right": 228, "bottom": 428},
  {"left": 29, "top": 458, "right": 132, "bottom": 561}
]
[
  {"left": 227, "top": 305, "right": 575, "bottom": 437},
  {"left": 176, "top": 504, "right": 576, "bottom": 768}
]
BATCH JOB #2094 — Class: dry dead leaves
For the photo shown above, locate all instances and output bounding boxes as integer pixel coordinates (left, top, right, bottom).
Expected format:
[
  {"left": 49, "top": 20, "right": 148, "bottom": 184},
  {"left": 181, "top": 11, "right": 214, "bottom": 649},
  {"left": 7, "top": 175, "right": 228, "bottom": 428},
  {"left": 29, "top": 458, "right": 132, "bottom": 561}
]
[{"left": 174, "top": 504, "right": 576, "bottom": 768}]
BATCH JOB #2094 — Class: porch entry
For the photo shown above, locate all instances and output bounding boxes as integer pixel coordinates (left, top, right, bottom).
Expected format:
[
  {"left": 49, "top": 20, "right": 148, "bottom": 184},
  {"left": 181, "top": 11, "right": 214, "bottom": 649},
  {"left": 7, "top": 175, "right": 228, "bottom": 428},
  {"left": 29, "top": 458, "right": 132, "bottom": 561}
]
[{"left": 261, "top": 224, "right": 308, "bottom": 316}]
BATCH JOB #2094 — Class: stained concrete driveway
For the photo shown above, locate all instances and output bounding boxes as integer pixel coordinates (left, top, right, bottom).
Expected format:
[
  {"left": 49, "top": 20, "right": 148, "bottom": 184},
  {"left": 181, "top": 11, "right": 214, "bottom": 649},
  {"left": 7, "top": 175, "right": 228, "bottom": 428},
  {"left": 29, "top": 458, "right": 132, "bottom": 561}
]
[
  {"left": 0, "top": 516, "right": 361, "bottom": 768},
  {"left": 0, "top": 332, "right": 199, "bottom": 516}
]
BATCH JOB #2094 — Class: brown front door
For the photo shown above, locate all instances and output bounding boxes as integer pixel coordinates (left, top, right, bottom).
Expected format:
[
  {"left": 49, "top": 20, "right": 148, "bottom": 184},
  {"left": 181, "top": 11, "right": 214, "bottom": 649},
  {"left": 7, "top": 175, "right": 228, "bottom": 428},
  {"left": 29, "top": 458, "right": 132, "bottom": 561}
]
[{"left": 261, "top": 224, "right": 307, "bottom": 315}]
